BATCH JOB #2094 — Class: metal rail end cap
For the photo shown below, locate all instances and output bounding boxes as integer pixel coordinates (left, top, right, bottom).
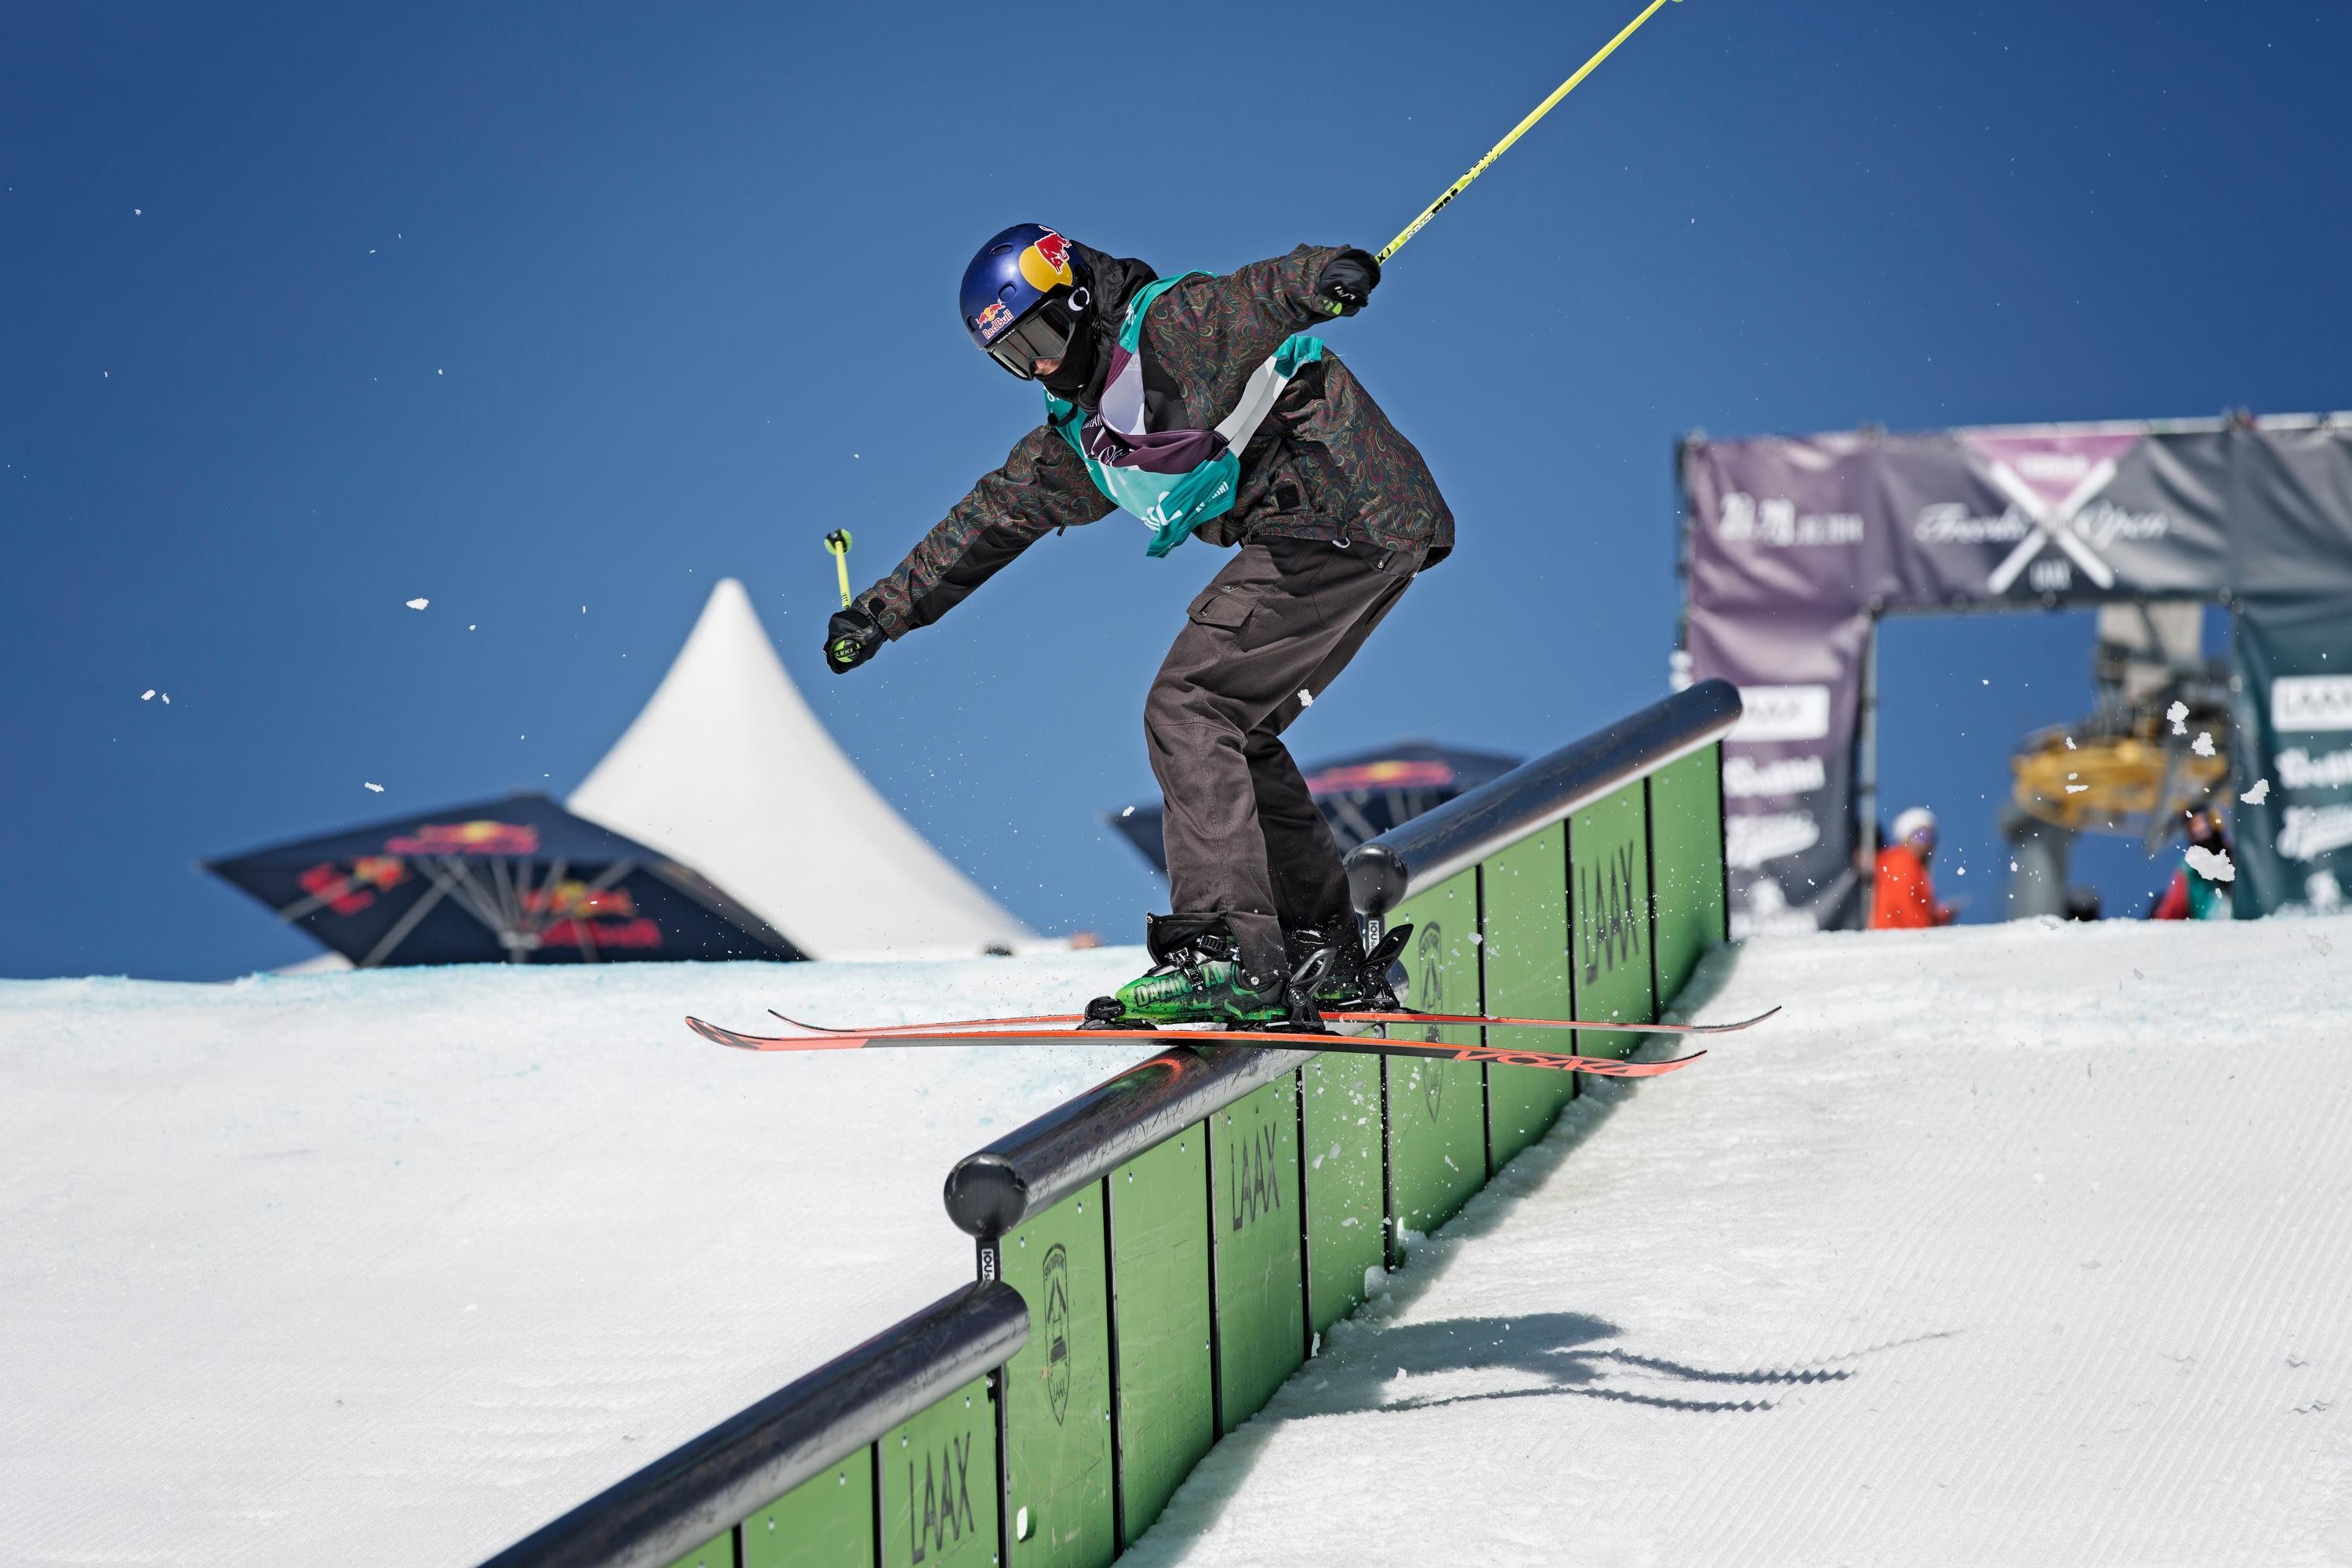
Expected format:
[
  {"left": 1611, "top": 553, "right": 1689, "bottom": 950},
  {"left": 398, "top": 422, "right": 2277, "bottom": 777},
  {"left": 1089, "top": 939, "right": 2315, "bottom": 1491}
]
[
  {"left": 943, "top": 1152, "right": 1029, "bottom": 1238},
  {"left": 1345, "top": 840, "right": 1410, "bottom": 920}
]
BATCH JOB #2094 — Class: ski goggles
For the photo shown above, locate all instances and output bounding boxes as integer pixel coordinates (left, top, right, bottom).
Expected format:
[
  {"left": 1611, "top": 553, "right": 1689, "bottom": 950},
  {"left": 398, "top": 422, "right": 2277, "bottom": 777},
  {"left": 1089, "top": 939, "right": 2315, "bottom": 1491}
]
[{"left": 983, "top": 296, "right": 1079, "bottom": 380}]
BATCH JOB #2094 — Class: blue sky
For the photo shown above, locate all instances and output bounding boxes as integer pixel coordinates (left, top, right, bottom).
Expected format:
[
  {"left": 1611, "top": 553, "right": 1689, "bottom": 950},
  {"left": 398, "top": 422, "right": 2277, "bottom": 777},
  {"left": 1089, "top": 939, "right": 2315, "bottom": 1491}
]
[{"left": 5, "top": 2, "right": 2346, "bottom": 978}]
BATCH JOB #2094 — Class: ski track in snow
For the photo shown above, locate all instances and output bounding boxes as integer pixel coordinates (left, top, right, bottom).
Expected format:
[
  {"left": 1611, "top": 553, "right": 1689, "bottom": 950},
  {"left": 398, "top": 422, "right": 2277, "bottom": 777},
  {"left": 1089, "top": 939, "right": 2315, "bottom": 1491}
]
[
  {"left": 0, "top": 953, "right": 1146, "bottom": 1567},
  {"left": 1118, "top": 916, "right": 2352, "bottom": 1567}
]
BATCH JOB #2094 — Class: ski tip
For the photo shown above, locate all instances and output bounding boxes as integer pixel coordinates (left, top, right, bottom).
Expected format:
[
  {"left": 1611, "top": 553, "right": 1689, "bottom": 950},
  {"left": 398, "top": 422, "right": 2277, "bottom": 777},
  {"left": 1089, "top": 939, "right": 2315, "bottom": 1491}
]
[
  {"left": 1682, "top": 1004, "right": 1780, "bottom": 1033},
  {"left": 691, "top": 1015, "right": 868, "bottom": 1053},
  {"left": 1617, "top": 1047, "right": 1704, "bottom": 1076},
  {"left": 1611, "top": 1047, "right": 1704, "bottom": 1076},
  {"left": 687, "top": 1015, "right": 763, "bottom": 1051}
]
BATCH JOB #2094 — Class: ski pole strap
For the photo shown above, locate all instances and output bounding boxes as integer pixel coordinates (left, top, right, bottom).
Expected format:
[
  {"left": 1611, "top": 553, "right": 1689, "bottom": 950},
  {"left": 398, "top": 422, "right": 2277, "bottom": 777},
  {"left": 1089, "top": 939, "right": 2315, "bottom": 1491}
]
[
  {"left": 824, "top": 529, "right": 853, "bottom": 608},
  {"left": 1376, "top": 0, "right": 1683, "bottom": 265}
]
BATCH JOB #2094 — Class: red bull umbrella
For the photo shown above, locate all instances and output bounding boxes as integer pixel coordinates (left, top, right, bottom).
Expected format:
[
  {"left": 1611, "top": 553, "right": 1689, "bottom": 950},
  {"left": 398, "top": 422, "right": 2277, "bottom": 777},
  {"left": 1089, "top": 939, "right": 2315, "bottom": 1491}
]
[
  {"left": 205, "top": 793, "right": 803, "bottom": 967},
  {"left": 1105, "top": 741, "right": 1522, "bottom": 877}
]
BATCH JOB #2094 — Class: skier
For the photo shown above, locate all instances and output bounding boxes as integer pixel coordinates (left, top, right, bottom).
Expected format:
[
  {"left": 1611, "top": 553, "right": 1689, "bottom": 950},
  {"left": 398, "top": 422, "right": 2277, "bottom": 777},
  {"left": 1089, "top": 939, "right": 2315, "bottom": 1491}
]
[
  {"left": 822, "top": 225, "right": 1453, "bottom": 1024},
  {"left": 1869, "top": 806, "right": 1956, "bottom": 930}
]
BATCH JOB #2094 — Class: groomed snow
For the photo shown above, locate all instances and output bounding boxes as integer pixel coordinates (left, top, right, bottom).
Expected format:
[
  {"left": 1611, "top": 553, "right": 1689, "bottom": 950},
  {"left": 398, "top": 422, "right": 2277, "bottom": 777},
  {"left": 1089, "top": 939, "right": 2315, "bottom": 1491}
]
[
  {"left": 0, "top": 954, "right": 1150, "bottom": 1566},
  {"left": 10, "top": 920, "right": 2350, "bottom": 1566},
  {"left": 1123, "top": 916, "right": 2352, "bottom": 1566}
]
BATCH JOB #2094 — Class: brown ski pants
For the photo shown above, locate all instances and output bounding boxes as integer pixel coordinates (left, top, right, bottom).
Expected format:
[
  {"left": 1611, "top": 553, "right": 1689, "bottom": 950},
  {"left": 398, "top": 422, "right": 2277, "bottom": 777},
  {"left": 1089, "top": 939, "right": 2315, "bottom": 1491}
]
[{"left": 1144, "top": 536, "right": 1424, "bottom": 977}]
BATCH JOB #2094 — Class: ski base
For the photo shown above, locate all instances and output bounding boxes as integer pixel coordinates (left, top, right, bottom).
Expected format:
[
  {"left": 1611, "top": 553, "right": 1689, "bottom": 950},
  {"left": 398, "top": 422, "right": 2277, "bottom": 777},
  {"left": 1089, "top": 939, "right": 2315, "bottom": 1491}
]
[
  {"left": 688, "top": 1015, "right": 1700, "bottom": 1079},
  {"left": 765, "top": 1004, "right": 1779, "bottom": 1039}
]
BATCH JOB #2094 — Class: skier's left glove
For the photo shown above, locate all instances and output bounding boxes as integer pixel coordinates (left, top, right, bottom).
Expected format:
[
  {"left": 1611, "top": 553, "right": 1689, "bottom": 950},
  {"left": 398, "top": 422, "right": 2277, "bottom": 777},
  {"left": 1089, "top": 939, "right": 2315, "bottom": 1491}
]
[
  {"left": 1314, "top": 249, "right": 1381, "bottom": 317},
  {"left": 824, "top": 606, "right": 885, "bottom": 674}
]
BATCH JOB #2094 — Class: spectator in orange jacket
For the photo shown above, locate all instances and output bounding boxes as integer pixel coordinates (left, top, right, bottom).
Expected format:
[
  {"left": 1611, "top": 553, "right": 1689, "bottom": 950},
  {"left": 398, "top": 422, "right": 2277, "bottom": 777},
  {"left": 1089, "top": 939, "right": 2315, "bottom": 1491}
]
[{"left": 1871, "top": 806, "right": 1956, "bottom": 930}]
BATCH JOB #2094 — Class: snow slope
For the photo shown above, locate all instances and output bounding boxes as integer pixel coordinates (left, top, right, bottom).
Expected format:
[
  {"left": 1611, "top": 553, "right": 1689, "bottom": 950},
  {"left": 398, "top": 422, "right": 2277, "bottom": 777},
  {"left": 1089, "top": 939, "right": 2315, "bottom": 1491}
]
[
  {"left": 1123, "top": 916, "right": 2352, "bottom": 1566},
  {"left": 0, "top": 954, "right": 1148, "bottom": 1567},
  {"left": 10, "top": 920, "right": 2349, "bottom": 1566}
]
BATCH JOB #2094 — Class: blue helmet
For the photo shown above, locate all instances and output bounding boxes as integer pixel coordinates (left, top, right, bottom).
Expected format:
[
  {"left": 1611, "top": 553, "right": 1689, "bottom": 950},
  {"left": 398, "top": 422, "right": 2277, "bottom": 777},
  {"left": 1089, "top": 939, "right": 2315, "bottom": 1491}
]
[{"left": 960, "top": 223, "right": 1087, "bottom": 380}]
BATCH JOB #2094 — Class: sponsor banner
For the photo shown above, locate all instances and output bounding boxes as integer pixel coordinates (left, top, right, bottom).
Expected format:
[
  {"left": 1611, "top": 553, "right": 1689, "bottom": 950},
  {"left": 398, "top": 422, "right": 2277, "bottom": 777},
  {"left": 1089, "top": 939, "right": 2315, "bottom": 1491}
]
[
  {"left": 2272, "top": 675, "right": 2352, "bottom": 733},
  {"left": 1687, "top": 420, "right": 2352, "bottom": 923},
  {"left": 1684, "top": 427, "right": 2233, "bottom": 616},
  {"left": 1730, "top": 685, "right": 1831, "bottom": 743},
  {"left": 1689, "top": 604, "right": 1870, "bottom": 934},
  {"left": 1722, "top": 753, "right": 1829, "bottom": 799},
  {"left": 1715, "top": 492, "right": 1866, "bottom": 549},
  {"left": 2279, "top": 804, "right": 2352, "bottom": 862},
  {"left": 1729, "top": 875, "right": 1824, "bottom": 939},
  {"left": 1725, "top": 810, "right": 1822, "bottom": 870},
  {"left": 2276, "top": 745, "right": 2352, "bottom": 791},
  {"left": 2207, "top": 597, "right": 2352, "bottom": 913}
]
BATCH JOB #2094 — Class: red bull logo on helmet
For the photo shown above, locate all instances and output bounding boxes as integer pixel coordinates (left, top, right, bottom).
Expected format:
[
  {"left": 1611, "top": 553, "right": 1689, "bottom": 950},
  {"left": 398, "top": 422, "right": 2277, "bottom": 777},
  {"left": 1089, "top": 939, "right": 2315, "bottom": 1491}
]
[
  {"left": 1018, "top": 230, "right": 1074, "bottom": 293},
  {"left": 972, "top": 299, "right": 1015, "bottom": 343}
]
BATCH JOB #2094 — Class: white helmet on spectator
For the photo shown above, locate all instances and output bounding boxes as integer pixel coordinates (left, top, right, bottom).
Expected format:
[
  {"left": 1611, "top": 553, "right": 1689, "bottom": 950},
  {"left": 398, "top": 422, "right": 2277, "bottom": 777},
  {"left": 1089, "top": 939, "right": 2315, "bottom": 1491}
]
[{"left": 1892, "top": 806, "right": 1938, "bottom": 854}]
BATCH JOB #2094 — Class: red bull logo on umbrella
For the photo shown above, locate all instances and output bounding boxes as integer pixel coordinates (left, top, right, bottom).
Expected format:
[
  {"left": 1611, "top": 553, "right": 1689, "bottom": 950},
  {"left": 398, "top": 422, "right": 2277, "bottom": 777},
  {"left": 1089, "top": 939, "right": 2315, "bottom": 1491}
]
[
  {"left": 525, "top": 880, "right": 662, "bottom": 950},
  {"left": 1305, "top": 758, "right": 1457, "bottom": 794},
  {"left": 296, "top": 855, "right": 408, "bottom": 916},
  {"left": 383, "top": 819, "right": 540, "bottom": 856}
]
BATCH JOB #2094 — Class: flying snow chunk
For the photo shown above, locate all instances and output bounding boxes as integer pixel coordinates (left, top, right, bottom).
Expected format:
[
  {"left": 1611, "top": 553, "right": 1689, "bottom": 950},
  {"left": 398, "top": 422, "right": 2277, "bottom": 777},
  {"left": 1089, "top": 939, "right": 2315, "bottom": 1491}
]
[
  {"left": 1297, "top": 688, "right": 1315, "bottom": 708},
  {"left": 406, "top": 597, "right": 430, "bottom": 611},
  {"left": 2167, "top": 700, "right": 2189, "bottom": 735},
  {"left": 2185, "top": 844, "right": 2236, "bottom": 884},
  {"left": 2245, "top": 779, "right": 2272, "bottom": 804},
  {"left": 2066, "top": 784, "right": 2089, "bottom": 794},
  {"left": 365, "top": 782, "right": 385, "bottom": 793},
  {"left": 140, "top": 690, "right": 155, "bottom": 701},
  {"left": 2192, "top": 731, "right": 2216, "bottom": 758}
]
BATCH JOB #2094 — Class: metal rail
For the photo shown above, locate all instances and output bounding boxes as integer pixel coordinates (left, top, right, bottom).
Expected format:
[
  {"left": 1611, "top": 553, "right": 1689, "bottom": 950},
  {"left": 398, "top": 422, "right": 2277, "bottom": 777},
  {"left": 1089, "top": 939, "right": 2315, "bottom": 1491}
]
[
  {"left": 477, "top": 1280, "right": 1028, "bottom": 1568},
  {"left": 1346, "top": 678, "right": 1742, "bottom": 920},
  {"left": 943, "top": 1043, "right": 1319, "bottom": 1238}
]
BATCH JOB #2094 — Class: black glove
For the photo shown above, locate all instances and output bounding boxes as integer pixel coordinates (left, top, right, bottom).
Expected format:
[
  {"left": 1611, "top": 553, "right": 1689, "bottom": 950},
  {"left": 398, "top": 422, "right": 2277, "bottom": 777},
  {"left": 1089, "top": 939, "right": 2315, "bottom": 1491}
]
[
  {"left": 1315, "top": 249, "right": 1381, "bottom": 317},
  {"left": 824, "top": 605, "right": 885, "bottom": 674}
]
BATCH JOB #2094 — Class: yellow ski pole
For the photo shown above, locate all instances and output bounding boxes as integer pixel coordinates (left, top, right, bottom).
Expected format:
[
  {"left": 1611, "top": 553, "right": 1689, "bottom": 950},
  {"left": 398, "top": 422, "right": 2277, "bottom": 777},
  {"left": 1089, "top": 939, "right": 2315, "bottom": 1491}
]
[
  {"left": 1376, "top": 0, "right": 1683, "bottom": 265},
  {"left": 823, "top": 529, "right": 854, "bottom": 608}
]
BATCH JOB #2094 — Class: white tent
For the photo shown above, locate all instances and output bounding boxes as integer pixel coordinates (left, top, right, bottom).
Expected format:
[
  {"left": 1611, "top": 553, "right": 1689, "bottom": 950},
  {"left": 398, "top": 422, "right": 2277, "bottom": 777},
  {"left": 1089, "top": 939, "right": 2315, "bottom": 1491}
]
[{"left": 568, "top": 579, "right": 1033, "bottom": 959}]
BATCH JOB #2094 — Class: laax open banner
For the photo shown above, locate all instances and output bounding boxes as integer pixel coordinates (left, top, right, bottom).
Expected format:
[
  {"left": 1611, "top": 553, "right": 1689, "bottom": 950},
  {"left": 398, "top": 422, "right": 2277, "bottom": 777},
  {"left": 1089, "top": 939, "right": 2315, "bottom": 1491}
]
[{"left": 1679, "top": 413, "right": 2352, "bottom": 931}]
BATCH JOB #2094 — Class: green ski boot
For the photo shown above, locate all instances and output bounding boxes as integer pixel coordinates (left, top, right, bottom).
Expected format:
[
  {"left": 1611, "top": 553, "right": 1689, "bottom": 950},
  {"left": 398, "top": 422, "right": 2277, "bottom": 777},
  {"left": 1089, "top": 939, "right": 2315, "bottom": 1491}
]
[{"left": 1096, "top": 915, "right": 1290, "bottom": 1027}]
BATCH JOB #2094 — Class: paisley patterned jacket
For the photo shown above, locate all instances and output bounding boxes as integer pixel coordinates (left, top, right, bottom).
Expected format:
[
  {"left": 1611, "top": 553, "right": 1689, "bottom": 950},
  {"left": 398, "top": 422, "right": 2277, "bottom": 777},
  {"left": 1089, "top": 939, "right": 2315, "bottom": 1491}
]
[{"left": 858, "top": 242, "right": 1454, "bottom": 639}]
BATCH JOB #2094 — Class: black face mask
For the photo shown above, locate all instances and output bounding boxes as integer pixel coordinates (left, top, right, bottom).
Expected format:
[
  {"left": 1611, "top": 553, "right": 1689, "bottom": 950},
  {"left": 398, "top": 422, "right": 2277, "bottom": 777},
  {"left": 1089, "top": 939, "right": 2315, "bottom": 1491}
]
[{"left": 1036, "top": 298, "right": 1099, "bottom": 394}]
